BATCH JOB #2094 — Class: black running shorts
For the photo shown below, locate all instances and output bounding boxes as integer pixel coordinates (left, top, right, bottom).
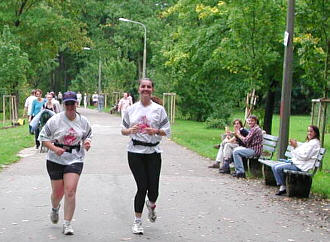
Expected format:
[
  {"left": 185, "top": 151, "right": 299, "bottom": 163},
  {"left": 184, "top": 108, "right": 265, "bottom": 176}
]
[{"left": 46, "top": 160, "right": 83, "bottom": 180}]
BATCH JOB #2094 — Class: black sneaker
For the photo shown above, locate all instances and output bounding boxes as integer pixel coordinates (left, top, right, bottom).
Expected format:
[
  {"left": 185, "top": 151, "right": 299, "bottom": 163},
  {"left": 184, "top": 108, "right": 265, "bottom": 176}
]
[
  {"left": 232, "top": 172, "right": 246, "bottom": 178},
  {"left": 275, "top": 190, "right": 286, "bottom": 196},
  {"left": 219, "top": 169, "right": 230, "bottom": 174}
]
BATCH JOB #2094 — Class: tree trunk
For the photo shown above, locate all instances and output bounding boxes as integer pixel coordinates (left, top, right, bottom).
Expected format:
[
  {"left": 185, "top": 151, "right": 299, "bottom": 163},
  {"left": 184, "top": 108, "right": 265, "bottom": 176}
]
[
  {"left": 263, "top": 81, "right": 276, "bottom": 134},
  {"left": 323, "top": 40, "right": 329, "bottom": 98}
]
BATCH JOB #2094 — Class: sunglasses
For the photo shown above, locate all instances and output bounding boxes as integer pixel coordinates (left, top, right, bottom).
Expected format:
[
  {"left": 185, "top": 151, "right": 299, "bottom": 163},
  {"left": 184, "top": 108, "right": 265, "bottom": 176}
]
[{"left": 64, "top": 101, "right": 76, "bottom": 106}]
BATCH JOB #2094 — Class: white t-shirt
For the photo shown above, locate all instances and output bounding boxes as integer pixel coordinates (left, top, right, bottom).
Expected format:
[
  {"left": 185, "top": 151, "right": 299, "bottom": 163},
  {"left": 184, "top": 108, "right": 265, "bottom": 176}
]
[
  {"left": 25, "top": 95, "right": 37, "bottom": 115},
  {"left": 77, "top": 93, "right": 82, "bottom": 101},
  {"left": 92, "top": 94, "right": 98, "bottom": 102},
  {"left": 39, "top": 112, "right": 92, "bottom": 165},
  {"left": 128, "top": 96, "right": 133, "bottom": 105},
  {"left": 51, "top": 99, "right": 61, "bottom": 113},
  {"left": 118, "top": 98, "right": 131, "bottom": 112},
  {"left": 121, "top": 101, "right": 171, "bottom": 154}
]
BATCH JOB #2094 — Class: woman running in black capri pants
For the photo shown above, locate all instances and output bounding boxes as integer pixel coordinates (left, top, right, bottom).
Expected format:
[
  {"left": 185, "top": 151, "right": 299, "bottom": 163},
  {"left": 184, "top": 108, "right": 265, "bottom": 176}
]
[{"left": 121, "top": 78, "right": 171, "bottom": 235}]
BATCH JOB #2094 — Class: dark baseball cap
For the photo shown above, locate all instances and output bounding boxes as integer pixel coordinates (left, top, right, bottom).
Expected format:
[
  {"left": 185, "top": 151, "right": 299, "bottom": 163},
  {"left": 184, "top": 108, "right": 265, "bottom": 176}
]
[{"left": 63, "top": 91, "right": 77, "bottom": 103}]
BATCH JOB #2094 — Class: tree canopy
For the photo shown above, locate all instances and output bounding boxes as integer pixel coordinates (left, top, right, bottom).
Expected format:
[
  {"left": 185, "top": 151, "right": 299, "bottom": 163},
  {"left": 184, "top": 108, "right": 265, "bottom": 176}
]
[{"left": 0, "top": 0, "right": 328, "bottom": 126}]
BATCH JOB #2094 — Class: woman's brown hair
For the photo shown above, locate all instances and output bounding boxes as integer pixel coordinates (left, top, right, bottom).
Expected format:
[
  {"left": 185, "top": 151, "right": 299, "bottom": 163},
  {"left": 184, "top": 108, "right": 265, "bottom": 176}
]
[
  {"left": 232, "top": 119, "right": 243, "bottom": 128},
  {"left": 139, "top": 78, "right": 154, "bottom": 88},
  {"left": 307, "top": 125, "right": 320, "bottom": 140}
]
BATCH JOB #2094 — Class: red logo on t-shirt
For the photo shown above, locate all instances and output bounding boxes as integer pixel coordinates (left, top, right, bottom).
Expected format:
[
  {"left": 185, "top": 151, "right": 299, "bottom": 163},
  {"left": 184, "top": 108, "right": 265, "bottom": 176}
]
[
  {"left": 137, "top": 116, "right": 150, "bottom": 133},
  {"left": 64, "top": 128, "right": 77, "bottom": 145}
]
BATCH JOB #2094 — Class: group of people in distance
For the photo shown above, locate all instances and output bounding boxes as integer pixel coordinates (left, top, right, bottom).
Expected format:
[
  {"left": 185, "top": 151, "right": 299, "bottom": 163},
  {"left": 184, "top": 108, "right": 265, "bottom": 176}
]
[
  {"left": 209, "top": 116, "right": 321, "bottom": 196},
  {"left": 24, "top": 89, "right": 61, "bottom": 149},
  {"left": 24, "top": 90, "right": 102, "bottom": 149},
  {"left": 29, "top": 78, "right": 170, "bottom": 236}
]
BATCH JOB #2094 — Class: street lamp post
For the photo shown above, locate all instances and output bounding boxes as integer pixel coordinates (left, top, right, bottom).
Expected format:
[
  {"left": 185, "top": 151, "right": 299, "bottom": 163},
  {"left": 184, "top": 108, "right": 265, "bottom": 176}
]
[
  {"left": 119, "top": 17, "right": 147, "bottom": 78},
  {"left": 83, "top": 47, "right": 101, "bottom": 94}
]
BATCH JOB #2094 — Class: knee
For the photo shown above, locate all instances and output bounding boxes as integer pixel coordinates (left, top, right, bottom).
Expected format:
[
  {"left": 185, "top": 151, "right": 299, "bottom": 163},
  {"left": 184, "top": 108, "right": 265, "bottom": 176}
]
[
  {"left": 64, "top": 188, "right": 76, "bottom": 199},
  {"left": 137, "top": 186, "right": 147, "bottom": 196},
  {"left": 274, "top": 166, "right": 283, "bottom": 174},
  {"left": 53, "top": 189, "right": 64, "bottom": 200},
  {"left": 233, "top": 149, "right": 240, "bottom": 157}
]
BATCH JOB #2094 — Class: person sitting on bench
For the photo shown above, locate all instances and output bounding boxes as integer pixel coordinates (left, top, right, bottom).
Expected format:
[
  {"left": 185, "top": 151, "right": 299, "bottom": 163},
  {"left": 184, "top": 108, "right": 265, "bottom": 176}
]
[
  {"left": 232, "top": 115, "right": 263, "bottom": 178},
  {"left": 271, "top": 125, "right": 320, "bottom": 196},
  {"left": 208, "top": 119, "right": 248, "bottom": 169}
]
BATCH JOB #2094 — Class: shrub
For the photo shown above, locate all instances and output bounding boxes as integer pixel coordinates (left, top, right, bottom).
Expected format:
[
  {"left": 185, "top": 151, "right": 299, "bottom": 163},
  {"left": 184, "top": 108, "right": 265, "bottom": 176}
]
[
  {"left": 205, "top": 102, "right": 232, "bottom": 129},
  {"left": 205, "top": 117, "right": 228, "bottom": 129}
]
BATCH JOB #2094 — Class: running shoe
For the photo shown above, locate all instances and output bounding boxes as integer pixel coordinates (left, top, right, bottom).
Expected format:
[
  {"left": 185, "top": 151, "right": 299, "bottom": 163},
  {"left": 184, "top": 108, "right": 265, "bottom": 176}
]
[
  {"left": 63, "top": 223, "right": 74, "bottom": 235},
  {"left": 146, "top": 200, "right": 157, "bottom": 223},
  {"left": 132, "top": 221, "right": 144, "bottom": 234},
  {"left": 50, "top": 204, "right": 60, "bottom": 224}
]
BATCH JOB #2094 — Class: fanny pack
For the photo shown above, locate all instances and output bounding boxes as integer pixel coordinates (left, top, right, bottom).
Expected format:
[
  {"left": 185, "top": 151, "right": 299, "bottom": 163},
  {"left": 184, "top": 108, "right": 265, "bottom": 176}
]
[
  {"left": 132, "top": 139, "right": 159, "bottom": 147},
  {"left": 54, "top": 142, "right": 81, "bottom": 153}
]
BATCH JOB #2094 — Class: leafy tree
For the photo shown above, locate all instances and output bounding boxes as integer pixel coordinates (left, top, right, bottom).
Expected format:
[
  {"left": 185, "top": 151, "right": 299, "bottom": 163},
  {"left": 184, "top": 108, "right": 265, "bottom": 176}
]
[
  {"left": 295, "top": 0, "right": 329, "bottom": 98},
  {"left": 0, "top": 26, "right": 30, "bottom": 95}
]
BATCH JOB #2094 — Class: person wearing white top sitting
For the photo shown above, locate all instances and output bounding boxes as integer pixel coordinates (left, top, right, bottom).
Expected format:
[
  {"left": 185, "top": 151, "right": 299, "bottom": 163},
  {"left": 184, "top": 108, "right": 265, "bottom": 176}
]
[
  {"left": 121, "top": 78, "right": 171, "bottom": 235},
  {"left": 39, "top": 91, "right": 92, "bottom": 235},
  {"left": 271, "top": 125, "right": 321, "bottom": 196}
]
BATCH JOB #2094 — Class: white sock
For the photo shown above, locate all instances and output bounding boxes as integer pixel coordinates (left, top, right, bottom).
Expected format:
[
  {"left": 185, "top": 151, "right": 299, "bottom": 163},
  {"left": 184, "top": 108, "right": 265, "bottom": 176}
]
[
  {"left": 52, "top": 204, "right": 60, "bottom": 211},
  {"left": 64, "top": 220, "right": 71, "bottom": 226},
  {"left": 279, "top": 185, "right": 286, "bottom": 191},
  {"left": 134, "top": 217, "right": 142, "bottom": 223}
]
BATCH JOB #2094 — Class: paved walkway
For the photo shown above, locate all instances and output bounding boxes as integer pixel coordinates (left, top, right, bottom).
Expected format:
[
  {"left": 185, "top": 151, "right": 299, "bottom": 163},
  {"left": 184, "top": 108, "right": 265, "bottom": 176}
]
[{"left": 0, "top": 108, "right": 329, "bottom": 241}]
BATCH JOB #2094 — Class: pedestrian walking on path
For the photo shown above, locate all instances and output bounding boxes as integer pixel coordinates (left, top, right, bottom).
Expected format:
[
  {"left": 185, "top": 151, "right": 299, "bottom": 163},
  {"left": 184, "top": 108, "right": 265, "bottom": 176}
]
[
  {"left": 118, "top": 92, "right": 131, "bottom": 119},
  {"left": 38, "top": 91, "right": 92, "bottom": 236},
  {"left": 30, "top": 89, "right": 46, "bottom": 149},
  {"left": 121, "top": 78, "right": 171, "bottom": 235}
]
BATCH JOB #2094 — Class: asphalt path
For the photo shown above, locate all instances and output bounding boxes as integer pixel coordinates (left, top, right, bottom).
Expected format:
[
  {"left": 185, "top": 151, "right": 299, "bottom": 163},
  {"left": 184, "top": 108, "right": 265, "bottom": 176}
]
[{"left": 0, "top": 108, "right": 329, "bottom": 242}]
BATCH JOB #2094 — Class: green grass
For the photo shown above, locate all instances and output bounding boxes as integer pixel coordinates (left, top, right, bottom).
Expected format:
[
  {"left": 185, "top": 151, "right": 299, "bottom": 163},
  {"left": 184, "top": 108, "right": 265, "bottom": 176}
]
[
  {"left": 87, "top": 105, "right": 113, "bottom": 113},
  {"left": 171, "top": 115, "right": 330, "bottom": 198},
  {"left": 0, "top": 122, "right": 34, "bottom": 167}
]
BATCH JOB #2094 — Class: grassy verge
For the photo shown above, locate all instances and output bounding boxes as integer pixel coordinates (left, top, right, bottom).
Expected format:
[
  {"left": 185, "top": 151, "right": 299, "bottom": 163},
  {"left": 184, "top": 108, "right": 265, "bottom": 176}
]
[
  {"left": 87, "top": 105, "right": 113, "bottom": 113},
  {"left": 0, "top": 122, "right": 34, "bottom": 167},
  {"left": 171, "top": 116, "right": 330, "bottom": 198}
]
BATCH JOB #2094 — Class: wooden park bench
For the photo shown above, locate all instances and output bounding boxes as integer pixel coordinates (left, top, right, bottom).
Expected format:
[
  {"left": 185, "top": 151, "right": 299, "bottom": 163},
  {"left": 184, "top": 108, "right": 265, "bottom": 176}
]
[
  {"left": 247, "top": 133, "right": 279, "bottom": 177},
  {"left": 259, "top": 144, "right": 326, "bottom": 198}
]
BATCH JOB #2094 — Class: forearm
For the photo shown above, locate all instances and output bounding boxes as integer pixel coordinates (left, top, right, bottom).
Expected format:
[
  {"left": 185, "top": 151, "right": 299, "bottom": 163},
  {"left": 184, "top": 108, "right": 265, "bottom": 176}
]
[
  {"left": 42, "top": 141, "right": 57, "bottom": 152},
  {"left": 121, "top": 128, "right": 166, "bottom": 136},
  {"left": 121, "top": 128, "right": 132, "bottom": 136},
  {"left": 157, "top": 129, "right": 166, "bottom": 136}
]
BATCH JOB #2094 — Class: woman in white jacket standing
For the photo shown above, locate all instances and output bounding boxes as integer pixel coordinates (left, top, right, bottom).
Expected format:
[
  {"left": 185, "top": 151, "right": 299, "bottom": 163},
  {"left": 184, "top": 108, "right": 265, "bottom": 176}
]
[{"left": 271, "top": 125, "right": 320, "bottom": 196}]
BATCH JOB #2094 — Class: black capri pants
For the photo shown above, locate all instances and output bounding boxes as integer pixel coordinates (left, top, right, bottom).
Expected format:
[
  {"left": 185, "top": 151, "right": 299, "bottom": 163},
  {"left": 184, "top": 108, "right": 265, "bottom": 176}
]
[{"left": 128, "top": 152, "right": 162, "bottom": 213}]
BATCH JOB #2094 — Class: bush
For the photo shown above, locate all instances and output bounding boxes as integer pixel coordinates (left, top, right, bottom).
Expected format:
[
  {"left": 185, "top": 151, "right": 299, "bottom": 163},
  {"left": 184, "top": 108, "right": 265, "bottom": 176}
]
[
  {"left": 205, "top": 102, "right": 232, "bottom": 129},
  {"left": 205, "top": 117, "right": 228, "bottom": 129}
]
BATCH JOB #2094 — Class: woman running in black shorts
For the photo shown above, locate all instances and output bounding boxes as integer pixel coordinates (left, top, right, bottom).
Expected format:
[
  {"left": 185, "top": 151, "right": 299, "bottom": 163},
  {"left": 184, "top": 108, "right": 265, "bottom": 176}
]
[
  {"left": 121, "top": 78, "right": 171, "bottom": 234},
  {"left": 39, "top": 91, "right": 92, "bottom": 235}
]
